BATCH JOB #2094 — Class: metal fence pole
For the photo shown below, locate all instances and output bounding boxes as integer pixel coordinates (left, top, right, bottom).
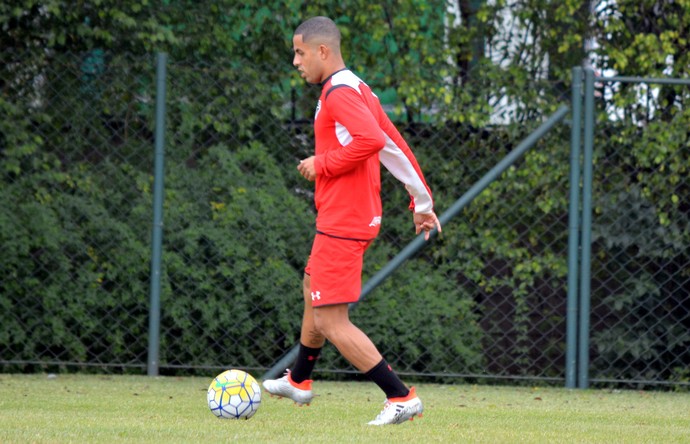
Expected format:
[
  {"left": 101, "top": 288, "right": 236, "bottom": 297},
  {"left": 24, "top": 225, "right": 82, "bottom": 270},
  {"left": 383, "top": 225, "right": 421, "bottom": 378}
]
[
  {"left": 600, "top": 76, "right": 690, "bottom": 86},
  {"left": 578, "top": 67, "right": 595, "bottom": 389},
  {"left": 148, "top": 52, "right": 168, "bottom": 376},
  {"left": 262, "top": 105, "right": 570, "bottom": 381},
  {"left": 566, "top": 66, "right": 583, "bottom": 389}
]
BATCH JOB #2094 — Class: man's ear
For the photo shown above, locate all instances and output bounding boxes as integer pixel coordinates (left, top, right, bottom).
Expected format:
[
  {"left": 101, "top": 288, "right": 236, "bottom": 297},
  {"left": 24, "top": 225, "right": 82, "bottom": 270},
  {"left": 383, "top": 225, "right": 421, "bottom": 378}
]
[{"left": 318, "top": 44, "right": 329, "bottom": 60}]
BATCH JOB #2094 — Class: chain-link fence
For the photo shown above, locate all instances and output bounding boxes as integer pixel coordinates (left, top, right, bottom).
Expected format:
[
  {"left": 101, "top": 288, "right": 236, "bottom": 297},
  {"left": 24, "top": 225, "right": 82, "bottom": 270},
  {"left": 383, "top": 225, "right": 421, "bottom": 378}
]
[
  {"left": 586, "top": 75, "right": 690, "bottom": 387},
  {"left": 2, "top": 50, "right": 688, "bottom": 388},
  {"left": 2, "top": 51, "right": 157, "bottom": 372}
]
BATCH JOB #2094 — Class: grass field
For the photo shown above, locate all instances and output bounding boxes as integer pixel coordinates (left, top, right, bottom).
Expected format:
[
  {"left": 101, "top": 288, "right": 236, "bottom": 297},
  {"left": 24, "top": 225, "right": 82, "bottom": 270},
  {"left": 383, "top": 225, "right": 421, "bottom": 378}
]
[{"left": 1, "top": 373, "right": 689, "bottom": 443}]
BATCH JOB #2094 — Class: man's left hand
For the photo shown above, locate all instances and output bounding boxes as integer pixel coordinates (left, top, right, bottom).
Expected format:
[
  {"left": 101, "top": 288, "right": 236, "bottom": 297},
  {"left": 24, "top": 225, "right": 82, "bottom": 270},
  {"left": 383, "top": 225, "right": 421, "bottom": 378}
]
[{"left": 414, "top": 212, "right": 442, "bottom": 241}]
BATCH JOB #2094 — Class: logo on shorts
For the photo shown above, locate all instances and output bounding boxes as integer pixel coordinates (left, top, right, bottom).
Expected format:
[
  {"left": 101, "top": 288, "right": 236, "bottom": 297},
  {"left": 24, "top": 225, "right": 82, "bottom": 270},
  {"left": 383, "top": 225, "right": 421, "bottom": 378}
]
[
  {"left": 311, "top": 291, "right": 321, "bottom": 301},
  {"left": 369, "top": 216, "right": 382, "bottom": 227}
]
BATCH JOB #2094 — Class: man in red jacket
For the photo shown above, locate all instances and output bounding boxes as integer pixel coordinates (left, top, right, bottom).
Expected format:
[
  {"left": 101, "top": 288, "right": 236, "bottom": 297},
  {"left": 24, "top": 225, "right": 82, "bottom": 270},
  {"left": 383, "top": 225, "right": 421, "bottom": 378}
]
[{"left": 263, "top": 16, "right": 441, "bottom": 426}]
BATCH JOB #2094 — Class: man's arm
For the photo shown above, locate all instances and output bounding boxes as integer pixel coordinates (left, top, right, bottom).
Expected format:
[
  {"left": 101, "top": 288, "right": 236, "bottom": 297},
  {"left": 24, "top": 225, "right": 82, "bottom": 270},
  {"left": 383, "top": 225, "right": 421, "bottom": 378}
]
[
  {"left": 312, "top": 87, "right": 385, "bottom": 177},
  {"left": 377, "top": 116, "right": 441, "bottom": 240},
  {"left": 379, "top": 141, "right": 434, "bottom": 214}
]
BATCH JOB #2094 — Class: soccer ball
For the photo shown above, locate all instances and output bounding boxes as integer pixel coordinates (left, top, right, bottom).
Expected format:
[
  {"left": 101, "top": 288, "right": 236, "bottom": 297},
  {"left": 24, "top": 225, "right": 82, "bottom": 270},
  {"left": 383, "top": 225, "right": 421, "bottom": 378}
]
[{"left": 207, "top": 369, "right": 262, "bottom": 419}]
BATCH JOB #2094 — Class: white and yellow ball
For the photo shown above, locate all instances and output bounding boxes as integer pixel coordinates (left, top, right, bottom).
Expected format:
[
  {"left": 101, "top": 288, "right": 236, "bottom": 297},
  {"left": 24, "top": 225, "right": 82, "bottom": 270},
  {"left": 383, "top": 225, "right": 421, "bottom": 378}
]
[{"left": 207, "top": 369, "right": 261, "bottom": 419}]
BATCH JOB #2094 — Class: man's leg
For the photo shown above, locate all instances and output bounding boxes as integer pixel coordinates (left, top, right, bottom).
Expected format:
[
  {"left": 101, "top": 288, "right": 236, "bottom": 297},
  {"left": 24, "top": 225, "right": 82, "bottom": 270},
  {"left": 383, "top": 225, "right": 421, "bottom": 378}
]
[
  {"left": 262, "top": 275, "right": 322, "bottom": 405},
  {"left": 291, "top": 274, "right": 324, "bottom": 383},
  {"left": 313, "top": 304, "right": 408, "bottom": 398},
  {"left": 298, "top": 274, "right": 326, "bottom": 349},
  {"left": 313, "top": 304, "right": 423, "bottom": 425},
  {"left": 312, "top": 304, "right": 380, "bottom": 371}
]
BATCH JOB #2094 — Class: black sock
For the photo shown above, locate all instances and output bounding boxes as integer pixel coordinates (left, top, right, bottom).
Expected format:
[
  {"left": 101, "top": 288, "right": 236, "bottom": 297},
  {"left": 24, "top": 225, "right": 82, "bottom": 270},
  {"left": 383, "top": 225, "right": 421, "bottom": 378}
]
[
  {"left": 290, "top": 343, "right": 322, "bottom": 383},
  {"left": 365, "top": 359, "right": 410, "bottom": 399}
]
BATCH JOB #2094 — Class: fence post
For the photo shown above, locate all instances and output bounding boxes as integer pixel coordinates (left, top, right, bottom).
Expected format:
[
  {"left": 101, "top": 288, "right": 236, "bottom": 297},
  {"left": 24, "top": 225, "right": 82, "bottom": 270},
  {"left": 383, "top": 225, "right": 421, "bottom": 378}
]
[
  {"left": 578, "top": 67, "right": 595, "bottom": 389},
  {"left": 148, "top": 52, "right": 168, "bottom": 376},
  {"left": 565, "top": 66, "right": 583, "bottom": 389}
]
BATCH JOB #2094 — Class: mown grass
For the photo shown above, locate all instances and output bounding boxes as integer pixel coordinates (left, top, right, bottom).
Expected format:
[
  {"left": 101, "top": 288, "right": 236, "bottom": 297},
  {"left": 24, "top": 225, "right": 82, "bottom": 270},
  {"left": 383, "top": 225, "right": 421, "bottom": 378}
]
[{"left": 1, "top": 373, "right": 688, "bottom": 443}]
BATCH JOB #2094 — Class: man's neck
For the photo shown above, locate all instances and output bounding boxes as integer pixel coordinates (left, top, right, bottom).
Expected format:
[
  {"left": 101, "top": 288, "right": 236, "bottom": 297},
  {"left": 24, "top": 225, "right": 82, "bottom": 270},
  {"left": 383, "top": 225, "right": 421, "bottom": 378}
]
[{"left": 320, "top": 64, "right": 348, "bottom": 84}]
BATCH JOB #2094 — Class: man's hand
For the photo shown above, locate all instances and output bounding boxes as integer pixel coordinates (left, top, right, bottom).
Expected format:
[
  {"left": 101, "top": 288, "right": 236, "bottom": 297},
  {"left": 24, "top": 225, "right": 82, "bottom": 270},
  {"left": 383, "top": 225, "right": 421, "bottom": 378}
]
[
  {"left": 297, "top": 156, "right": 317, "bottom": 181},
  {"left": 414, "top": 212, "right": 442, "bottom": 241}
]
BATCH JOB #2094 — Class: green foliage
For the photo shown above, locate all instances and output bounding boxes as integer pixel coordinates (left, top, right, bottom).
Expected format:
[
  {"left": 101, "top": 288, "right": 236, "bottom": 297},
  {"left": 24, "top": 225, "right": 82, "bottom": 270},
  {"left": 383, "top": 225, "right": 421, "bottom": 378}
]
[
  {"left": 582, "top": 0, "right": 690, "bottom": 383},
  {"left": 0, "top": 159, "right": 151, "bottom": 366},
  {"left": 360, "top": 254, "right": 485, "bottom": 378},
  {"left": 595, "top": 0, "right": 690, "bottom": 77},
  {"left": 0, "top": 1, "right": 176, "bottom": 54},
  {"left": 157, "top": 143, "right": 313, "bottom": 367},
  {"left": 590, "top": 117, "right": 690, "bottom": 381},
  {"left": 1, "top": 1, "right": 689, "bottom": 386}
]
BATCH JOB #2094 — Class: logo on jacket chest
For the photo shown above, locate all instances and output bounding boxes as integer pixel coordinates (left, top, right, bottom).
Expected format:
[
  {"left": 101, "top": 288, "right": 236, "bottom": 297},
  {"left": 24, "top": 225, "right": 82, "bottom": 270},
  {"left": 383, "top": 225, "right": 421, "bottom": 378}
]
[
  {"left": 314, "top": 100, "right": 322, "bottom": 120},
  {"left": 369, "top": 216, "right": 382, "bottom": 227}
]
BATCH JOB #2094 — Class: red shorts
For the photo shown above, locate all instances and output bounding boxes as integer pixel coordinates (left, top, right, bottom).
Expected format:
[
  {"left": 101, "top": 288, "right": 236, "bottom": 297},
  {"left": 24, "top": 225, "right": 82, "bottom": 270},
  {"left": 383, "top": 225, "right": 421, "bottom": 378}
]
[{"left": 305, "top": 234, "right": 372, "bottom": 307}]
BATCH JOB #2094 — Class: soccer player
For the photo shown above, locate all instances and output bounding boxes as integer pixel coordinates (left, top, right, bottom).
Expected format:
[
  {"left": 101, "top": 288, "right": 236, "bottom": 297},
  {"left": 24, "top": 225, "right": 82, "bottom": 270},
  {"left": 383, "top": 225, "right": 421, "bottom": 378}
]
[{"left": 262, "top": 16, "right": 442, "bottom": 425}]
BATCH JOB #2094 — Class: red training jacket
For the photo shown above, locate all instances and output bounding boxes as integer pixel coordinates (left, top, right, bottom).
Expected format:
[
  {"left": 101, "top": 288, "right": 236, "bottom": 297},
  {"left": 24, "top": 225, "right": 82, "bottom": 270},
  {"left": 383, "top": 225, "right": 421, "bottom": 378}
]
[{"left": 312, "top": 69, "right": 433, "bottom": 240}]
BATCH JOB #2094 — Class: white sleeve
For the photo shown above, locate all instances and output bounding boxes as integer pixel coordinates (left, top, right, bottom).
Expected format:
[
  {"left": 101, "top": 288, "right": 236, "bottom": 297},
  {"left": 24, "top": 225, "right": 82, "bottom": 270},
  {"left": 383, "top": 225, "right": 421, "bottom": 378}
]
[{"left": 379, "top": 134, "right": 434, "bottom": 214}]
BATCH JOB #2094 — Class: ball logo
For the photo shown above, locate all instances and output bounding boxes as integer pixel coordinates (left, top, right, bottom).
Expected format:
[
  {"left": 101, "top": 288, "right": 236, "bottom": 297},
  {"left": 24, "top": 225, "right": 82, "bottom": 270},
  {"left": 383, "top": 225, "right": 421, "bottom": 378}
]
[
  {"left": 369, "top": 216, "right": 382, "bottom": 227},
  {"left": 311, "top": 291, "right": 321, "bottom": 301}
]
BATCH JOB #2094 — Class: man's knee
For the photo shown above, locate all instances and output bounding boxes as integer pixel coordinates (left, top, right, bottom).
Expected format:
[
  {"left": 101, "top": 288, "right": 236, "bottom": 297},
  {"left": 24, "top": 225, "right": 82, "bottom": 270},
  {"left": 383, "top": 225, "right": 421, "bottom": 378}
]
[
  {"left": 312, "top": 316, "right": 328, "bottom": 337},
  {"left": 313, "top": 306, "right": 349, "bottom": 339}
]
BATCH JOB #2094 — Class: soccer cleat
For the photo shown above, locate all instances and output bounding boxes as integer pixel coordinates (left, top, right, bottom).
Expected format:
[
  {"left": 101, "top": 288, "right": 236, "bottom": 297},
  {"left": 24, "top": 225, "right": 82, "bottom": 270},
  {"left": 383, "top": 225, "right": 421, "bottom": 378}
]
[
  {"left": 262, "top": 370, "right": 314, "bottom": 406},
  {"left": 367, "top": 386, "right": 423, "bottom": 425}
]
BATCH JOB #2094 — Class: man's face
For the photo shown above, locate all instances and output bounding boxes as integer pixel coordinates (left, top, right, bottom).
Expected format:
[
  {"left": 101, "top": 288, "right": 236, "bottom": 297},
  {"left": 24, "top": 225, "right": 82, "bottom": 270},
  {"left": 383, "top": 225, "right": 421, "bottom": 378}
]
[{"left": 292, "top": 34, "right": 322, "bottom": 84}]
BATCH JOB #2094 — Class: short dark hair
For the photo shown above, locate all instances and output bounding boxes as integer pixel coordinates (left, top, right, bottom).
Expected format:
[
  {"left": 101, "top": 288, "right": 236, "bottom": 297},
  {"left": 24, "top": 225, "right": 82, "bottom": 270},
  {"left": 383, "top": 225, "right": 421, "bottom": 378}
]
[{"left": 294, "top": 16, "right": 341, "bottom": 46}]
